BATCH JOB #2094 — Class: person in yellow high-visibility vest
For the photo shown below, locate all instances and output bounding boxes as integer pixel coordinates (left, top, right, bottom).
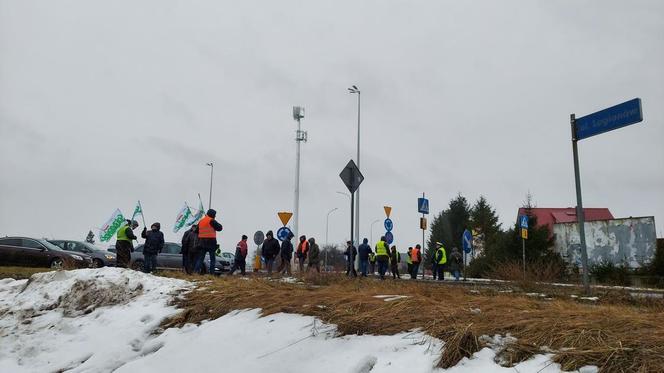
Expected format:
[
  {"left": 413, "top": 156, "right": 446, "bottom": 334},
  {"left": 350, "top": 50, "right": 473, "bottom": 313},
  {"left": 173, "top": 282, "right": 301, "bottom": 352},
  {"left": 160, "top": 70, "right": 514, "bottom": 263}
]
[
  {"left": 434, "top": 243, "right": 447, "bottom": 281},
  {"left": 374, "top": 236, "right": 390, "bottom": 280}
]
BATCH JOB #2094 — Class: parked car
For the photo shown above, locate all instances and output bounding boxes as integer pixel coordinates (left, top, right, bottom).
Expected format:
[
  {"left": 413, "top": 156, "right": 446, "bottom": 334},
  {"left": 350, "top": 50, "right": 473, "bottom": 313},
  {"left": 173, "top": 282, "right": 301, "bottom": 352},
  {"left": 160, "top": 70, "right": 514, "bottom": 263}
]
[
  {"left": 129, "top": 242, "right": 232, "bottom": 274},
  {"left": 48, "top": 240, "right": 116, "bottom": 268},
  {"left": 0, "top": 236, "right": 93, "bottom": 269}
]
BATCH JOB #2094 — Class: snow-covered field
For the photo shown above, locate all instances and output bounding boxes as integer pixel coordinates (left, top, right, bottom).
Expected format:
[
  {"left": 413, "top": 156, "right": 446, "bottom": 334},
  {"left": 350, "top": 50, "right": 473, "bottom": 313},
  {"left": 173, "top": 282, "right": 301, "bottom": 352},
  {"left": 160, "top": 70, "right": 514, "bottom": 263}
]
[{"left": 0, "top": 268, "right": 597, "bottom": 373}]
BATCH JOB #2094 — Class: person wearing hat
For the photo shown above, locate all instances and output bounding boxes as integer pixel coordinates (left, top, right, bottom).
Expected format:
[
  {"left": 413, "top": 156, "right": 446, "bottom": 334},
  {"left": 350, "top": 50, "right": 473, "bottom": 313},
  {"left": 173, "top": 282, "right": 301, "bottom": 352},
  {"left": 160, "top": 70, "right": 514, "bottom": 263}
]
[
  {"left": 434, "top": 243, "right": 448, "bottom": 281},
  {"left": 278, "top": 232, "right": 295, "bottom": 276},
  {"left": 141, "top": 222, "right": 164, "bottom": 274},
  {"left": 410, "top": 244, "right": 422, "bottom": 280},
  {"left": 374, "top": 236, "right": 390, "bottom": 280},
  {"left": 194, "top": 209, "right": 223, "bottom": 274},
  {"left": 389, "top": 245, "right": 401, "bottom": 279},
  {"left": 230, "top": 234, "right": 249, "bottom": 276},
  {"left": 115, "top": 219, "right": 139, "bottom": 268},
  {"left": 181, "top": 224, "right": 198, "bottom": 274},
  {"left": 306, "top": 237, "right": 320, "bottom": 273},
  {"left": 261, "top": 230, "right": 281, "bottom": 276},
  {"left": 344, "top": 240, "right": 357, "bottom": 277}
]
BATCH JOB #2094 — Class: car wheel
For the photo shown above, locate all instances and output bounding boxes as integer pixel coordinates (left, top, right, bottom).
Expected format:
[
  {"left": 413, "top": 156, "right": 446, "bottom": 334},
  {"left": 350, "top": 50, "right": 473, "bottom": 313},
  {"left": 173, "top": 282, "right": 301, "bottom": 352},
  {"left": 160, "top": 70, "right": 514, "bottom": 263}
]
[
  {"left": 50, "top": 258, "right": 64, "bottom": 270},
  {"left": 131, "top": 260, "right": 144, "bottom": 271},
  {"left": 93, "top": 259, "right": 104, "bottom": 268}
]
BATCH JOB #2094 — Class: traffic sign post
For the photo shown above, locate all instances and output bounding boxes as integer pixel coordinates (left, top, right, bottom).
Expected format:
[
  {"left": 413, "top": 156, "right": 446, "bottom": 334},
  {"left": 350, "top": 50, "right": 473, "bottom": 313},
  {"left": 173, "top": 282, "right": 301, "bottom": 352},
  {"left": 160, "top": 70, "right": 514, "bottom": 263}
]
[
  {"left": 419, "top": 193, "right": 428, "bottom": 278},
  {"left": 385, "top": 231, "right": 394, "bottom": 245},
  {"left": 462, "top": 229, "right": 472, "bottom": 281},
  {"left": 571, "top": 98, "right": 644, "bottom": 295},
  {"left": 339, "top": 160, "right": 364, "bottom": 273},
  {"left": 384, "top": 218, "right": 393, "bottom": 232},
  {"left": 519, "top": 215, "right": 528, "bottom": 280},
  {"left": 278, "top": 212, "right": 293, "bottom": 227},
  {"left": 277, "top": 227, "right": 292, "bottom": 242}
]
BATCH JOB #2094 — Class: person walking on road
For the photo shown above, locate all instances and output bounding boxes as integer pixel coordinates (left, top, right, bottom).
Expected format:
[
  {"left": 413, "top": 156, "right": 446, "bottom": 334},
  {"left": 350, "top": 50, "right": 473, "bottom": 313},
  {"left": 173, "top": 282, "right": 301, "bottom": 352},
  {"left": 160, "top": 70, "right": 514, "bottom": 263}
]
[
  {"left": 406, "top": 247, "right": 413, "bottom": 278},
  {"left": 141, "top": 222, "right": 164, "bottom": 274},
  {"left": 374, "top": 236, "right": 390, "bottom": 280},
  {"left": 230, "top": 235, "right": 249, "bottom": 276},
  {"left": 344, "top": 240, "right": 358, "bottom": 277},
  {"left": 449, "top": 247, "right": 463, "bottom": 281},
  {"left": 262, "top": 231, "right": 280, "bottom": 276},
  {"left": 389, "top": 246, "right": 401, "bottom": 279},
  {"left": 181, "top": 224, "right": 198, "bottom": 274},
  {"left": 278, "top": 232, "right": 294, "bottom": 276},
  {"left": 410, "top": 244, "right": 422, "bottom": 280},
  {"left": 358, "top": 238, "right": 371, "bottom": 277},
  {"left": 194, "top": 209, "right": 223, "bottom": 275},
  {"left": 115, "top": 220, "right": 139, "bottom": 268},
  {"left": 296, "top": 235, "right": 309, "bottom": 273},
  {"left": 434, "top": 243, "right": 447, "bottom": 281},
  {"left": 368, "top": 252, "right": 376, "bottom": 275},
  {"left": 306, "top": 237, "right": 320, "bottom": 273}
]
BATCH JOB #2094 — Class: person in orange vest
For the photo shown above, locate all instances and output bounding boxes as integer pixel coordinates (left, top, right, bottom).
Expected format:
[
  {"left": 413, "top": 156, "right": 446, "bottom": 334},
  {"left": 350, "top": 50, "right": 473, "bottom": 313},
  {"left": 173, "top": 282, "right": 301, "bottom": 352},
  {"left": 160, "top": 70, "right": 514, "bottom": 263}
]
[
  {"left": 410, "top": 244, "right": 422, "bottom": 280},
  {"left": 295, "top": 235, "right": 309, "bottom": 273},
  {"left": 194, "top": 209, "right": 223, "bottom": 274}
]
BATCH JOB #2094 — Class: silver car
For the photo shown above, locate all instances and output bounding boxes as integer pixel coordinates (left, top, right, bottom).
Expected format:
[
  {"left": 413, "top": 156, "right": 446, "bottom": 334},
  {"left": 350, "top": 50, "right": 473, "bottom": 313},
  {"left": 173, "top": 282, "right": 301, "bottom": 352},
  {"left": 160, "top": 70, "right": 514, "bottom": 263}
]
[{"left": 49, "top": 240, "right": 117, "bottom": 267}]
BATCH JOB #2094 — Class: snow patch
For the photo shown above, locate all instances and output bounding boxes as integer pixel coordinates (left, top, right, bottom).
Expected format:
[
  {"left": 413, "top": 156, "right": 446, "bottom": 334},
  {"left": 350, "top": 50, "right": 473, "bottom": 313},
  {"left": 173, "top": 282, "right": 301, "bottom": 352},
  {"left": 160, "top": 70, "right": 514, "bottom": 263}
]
[{"left": 373, "top": 295, "right": 409, "bottom": 302}]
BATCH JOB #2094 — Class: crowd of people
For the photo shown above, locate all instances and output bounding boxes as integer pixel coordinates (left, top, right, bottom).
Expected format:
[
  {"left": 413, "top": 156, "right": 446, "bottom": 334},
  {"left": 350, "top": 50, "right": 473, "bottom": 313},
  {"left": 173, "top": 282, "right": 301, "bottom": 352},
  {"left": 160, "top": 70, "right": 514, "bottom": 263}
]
[{"left": 113, "top": 208, "right": 464, "bottom": 280}]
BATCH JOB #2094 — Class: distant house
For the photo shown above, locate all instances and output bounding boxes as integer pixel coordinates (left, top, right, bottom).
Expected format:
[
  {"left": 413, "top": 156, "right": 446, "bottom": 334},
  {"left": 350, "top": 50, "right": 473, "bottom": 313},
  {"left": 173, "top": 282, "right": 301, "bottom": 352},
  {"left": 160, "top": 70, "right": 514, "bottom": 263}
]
[{"left": 516, "top": 207, "right": 614, "bottom": 235}]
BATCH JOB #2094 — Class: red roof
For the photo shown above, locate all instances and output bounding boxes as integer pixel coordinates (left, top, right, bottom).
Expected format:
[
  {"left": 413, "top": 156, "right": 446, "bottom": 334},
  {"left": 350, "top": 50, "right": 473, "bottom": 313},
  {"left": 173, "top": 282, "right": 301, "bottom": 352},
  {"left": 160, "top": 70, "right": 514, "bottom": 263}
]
[{"left": 517, "top": 207, "right": 614, "bottom": 234}]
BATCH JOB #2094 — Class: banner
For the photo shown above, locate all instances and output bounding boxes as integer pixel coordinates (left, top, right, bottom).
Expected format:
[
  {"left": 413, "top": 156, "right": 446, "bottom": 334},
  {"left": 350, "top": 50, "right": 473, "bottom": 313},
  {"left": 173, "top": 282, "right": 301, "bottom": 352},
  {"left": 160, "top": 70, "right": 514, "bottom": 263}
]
[
  {"left": 131, "top": 201, "right": 143, "bottom": 222},
  {"left": 173, "top": 203, "right": 192, "bottom": 233},
  {"left": 186, "top": 195, "right": 205, "bottom": 226},
  {"left": 100, "top": 209, "right": 125, "bottom": 242}
]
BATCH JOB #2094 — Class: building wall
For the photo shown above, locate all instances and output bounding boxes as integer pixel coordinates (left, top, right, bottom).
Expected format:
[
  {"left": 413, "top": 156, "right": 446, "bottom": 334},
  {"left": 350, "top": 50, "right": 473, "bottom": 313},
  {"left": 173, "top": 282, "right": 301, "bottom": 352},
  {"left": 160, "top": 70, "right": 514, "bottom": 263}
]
[{"left": 553, "top": 217, "right": 657, "bottom": 268}]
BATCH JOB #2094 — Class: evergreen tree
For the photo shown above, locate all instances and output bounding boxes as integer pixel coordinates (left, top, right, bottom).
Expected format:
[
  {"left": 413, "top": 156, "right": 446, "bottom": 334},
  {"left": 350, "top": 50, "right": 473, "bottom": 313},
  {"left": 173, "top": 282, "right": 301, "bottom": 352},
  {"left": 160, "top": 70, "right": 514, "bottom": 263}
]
[
  {"left": 470, "top": 195, "right": 501, "bottom": 246},
  {"left": 425, "top": 194, "right": 472, "bottom": 268},
  {"left": 85, "top": 230, "right": 95, "bottom": 244}
]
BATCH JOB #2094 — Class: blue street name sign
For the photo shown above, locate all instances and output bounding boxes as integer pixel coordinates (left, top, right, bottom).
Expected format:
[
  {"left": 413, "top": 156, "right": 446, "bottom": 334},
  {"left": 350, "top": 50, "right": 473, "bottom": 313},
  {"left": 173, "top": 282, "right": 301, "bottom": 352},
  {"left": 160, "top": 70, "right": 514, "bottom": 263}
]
[
  {"left": 384, "top": 218, "right": 393, "bottom": 232},
  {"left": 462, "top": 229, "right": 473, "bottom": 254},
  {"left": 418, "top": 198, "right": 429, "bottom": 214},
  {"left": 575, "top": 98, "right": 643, "bottom": 140},
  {"left": 276, "top": 227, "right": 292, "bottom": 242},
  {"left": 385, "top": 231, "right": 394, "bottom": 245},
  {"left": 520, "top": 215, "right": 529, "bottom": 229}
]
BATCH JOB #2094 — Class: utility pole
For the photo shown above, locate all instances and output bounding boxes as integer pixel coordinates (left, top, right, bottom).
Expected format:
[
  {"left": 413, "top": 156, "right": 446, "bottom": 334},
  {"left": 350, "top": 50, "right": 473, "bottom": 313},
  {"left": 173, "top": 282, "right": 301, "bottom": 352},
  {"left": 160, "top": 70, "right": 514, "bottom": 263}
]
[
  {"left": 293, "top": 106, "right": 306, "bottom": 245},
  {"left": 206, "top": 162, "right": 214, "bottom": 210}
]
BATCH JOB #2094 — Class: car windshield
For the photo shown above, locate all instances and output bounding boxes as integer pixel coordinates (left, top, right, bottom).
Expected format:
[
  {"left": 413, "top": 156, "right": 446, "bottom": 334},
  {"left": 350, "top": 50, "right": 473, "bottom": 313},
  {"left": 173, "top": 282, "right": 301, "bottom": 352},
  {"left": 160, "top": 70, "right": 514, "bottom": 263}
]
[
  {"left": 39, "top": 239, "right": 63, "bottom": 251},
  {"left": 80, "top": 242, "right": 106, "bottom": 252}
]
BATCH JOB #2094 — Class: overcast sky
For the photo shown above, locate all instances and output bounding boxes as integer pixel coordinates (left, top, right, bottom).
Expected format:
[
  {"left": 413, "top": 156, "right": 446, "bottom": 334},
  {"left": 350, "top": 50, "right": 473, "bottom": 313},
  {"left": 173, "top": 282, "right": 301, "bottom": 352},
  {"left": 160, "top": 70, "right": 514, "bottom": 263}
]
[{"left": 1, "top": 0, "right": 663, "bottom": 253}]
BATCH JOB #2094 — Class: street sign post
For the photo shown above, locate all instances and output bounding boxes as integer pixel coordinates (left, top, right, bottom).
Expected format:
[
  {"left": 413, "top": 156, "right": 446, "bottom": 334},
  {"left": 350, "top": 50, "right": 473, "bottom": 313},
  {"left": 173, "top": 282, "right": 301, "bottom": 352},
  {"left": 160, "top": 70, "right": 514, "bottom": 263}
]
[
  {"left": 519, "top": 215, "right": 528, "bottom": 278},
  {"left": 462, "top": 229, "right": 473, "bottom": 281},
  {"left": 253, "top": 231, "right": 264, "bottom": 246},
  {"left": 571, "top": 98, "right": 644, "bottom": 294},
  {"left": 383, "top": 206, "right": 392, "bottom": 218},
  {"left": 419, "top": 193, "right": 429, "bottom": 278},
  {"left": 418, "top": 198, "right": 429, "bottom": 214},
  {"left": 339, "top": 160, "right": 364, "bottom": 273},
  {"left": 278, "top": 212, "right": 293, "bottom": 227}
]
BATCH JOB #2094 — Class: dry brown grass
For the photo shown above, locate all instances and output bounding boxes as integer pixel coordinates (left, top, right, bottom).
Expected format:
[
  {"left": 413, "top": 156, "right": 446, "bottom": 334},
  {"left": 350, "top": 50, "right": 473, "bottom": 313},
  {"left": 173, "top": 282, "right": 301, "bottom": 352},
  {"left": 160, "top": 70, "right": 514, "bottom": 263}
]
[
  {"left": 161, "top": 273, "right": 664, "bottom": 372},
  {"left": 0, "top": 266, "right": 53, "bottom": 280}
]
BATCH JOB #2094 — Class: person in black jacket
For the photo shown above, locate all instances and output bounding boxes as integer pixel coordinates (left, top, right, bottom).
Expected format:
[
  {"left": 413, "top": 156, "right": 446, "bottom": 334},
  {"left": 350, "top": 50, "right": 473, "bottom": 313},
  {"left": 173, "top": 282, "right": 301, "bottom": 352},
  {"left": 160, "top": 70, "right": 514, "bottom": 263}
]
[
  {"left": 261, "top": 231, "right": 280, "bottom": 276},
  {"left": 277, "top": 232, "right": 294, "bottom": 276},
  {"left": 357, "top": 238, "right": 371, "bottom": 277},
  {"left": 344, "top": 240, "right": 358, "bottom": 277},
  {"left": 141, "top": 222, "right": 164, "bottom": 274},
  {"left": 181, "top": 224, "right": 198, "bottom": 274}
]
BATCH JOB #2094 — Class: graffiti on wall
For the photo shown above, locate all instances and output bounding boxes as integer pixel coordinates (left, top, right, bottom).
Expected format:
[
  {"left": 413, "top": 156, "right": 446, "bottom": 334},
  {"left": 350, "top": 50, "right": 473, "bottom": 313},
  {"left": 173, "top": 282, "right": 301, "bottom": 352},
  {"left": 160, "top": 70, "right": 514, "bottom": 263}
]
[{"left": 553, "top": 216, "right": 657, "bottom": 268}]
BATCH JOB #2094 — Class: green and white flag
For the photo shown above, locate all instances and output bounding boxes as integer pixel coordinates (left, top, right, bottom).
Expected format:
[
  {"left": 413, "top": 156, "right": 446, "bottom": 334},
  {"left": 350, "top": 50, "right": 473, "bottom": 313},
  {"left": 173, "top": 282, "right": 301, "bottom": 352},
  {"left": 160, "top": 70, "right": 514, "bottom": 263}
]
[
  {"left": 186, "top": 195, "right": 205, "bottom": 226},
  {"left": 173, "top": 203, "right": 192, "bottom": 233},
  {"left": 99, "top": 209, "right": 125, "bottom": 242},
  {"left": 131, "top": 201, "right": 143, "bottom": 222}
]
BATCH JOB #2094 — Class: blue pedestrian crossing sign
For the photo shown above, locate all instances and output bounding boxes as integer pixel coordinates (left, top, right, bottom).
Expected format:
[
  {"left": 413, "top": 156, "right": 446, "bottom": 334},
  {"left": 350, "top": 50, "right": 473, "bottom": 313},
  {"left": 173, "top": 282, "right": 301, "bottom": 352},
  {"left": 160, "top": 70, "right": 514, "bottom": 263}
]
[
  {"left": 277, "top": 227, "right": 292, "bottom": 242},
  {"left": 519, "top": 215, "right": 529, "bottom": 229},
  {"left": 385, "top": 231, "right": 394, "bottom": 245},
  {"left": 384, "top": 218, "right": 393, "bottom": 232},
  {"left": 418, "top": 198, "right": 429, "bottom": 214}
]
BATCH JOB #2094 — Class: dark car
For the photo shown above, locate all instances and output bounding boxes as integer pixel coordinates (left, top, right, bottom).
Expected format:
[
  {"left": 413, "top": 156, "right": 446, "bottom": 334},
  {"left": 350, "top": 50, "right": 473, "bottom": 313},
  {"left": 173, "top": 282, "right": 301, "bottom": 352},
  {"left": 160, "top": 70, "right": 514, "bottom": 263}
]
[
  {"left": 130, "top": 242, "right": 231, "bottom": 274},
  {"left": 0, "top": 236, "right": 93, "bottom": 269},
  {"left": 48, "top": 240, "right": 117, "bottom": 268}
]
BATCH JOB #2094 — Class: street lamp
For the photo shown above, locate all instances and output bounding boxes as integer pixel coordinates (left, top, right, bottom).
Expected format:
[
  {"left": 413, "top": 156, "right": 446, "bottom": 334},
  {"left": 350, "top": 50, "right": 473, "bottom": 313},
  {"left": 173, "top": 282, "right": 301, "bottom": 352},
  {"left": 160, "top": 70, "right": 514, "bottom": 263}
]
[
  {"left": 292, "top": 106, "right": 307, "bottom": 244},
  {"left": 347, "top": 85, "right": 361, "bottom": 249},
  {"left": 325, "top": 207, "right": 339, "bottom": 246},
  {"left": 370, "top": 219, "right": 380, "bottom": 245},
  {"left": 336, "top": 191, "right": 350, "bottom": 200},
  {"left": 205, "top": 162, "right": 214, "bottom": 210}
]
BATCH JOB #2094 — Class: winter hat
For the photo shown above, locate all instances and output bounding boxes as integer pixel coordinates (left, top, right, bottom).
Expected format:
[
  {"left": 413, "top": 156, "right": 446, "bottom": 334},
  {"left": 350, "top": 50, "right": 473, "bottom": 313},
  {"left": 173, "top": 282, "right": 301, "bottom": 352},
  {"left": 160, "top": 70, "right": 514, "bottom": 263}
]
[
  {"left": 363, "top": 238, "right": 368, "bottom": 244},
  {"left": 207, "top": 209, "right": 217, "bottom": 218},
  {"left": 266, "top": 230, "right": 273, "bottom": 237},
  {"left": 152, "top": 222, "right": 161, "bottom": 230},
  {"left": 242, "top": 235, "right": 248, "bottom": 240}
]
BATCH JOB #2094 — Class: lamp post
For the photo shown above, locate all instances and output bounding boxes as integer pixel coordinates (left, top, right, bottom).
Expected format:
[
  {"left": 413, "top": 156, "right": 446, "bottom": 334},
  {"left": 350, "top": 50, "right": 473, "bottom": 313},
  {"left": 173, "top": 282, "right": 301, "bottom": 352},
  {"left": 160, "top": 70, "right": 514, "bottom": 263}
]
[
  {"left": 347, "top": 86, "right": 361, "bottom": 249},
  {"left": 292, "top": 106, "right": 307, "bottom": 244},
  {"left": 370, "top": 219, "right": 380, "bottom": 245},
  {"left": 325, "top": 208, "right": 339, "bottom": 246},
  {"left": 205, "top": 162, "right": 214, "bottom": 210}
]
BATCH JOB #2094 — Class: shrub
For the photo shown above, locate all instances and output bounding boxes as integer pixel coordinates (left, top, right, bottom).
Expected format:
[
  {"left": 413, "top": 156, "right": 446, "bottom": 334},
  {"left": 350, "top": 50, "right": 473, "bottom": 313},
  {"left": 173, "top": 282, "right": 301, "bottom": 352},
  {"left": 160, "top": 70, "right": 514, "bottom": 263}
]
[{"left": 590, "top": 260, "right": 631, "bottom": 286}]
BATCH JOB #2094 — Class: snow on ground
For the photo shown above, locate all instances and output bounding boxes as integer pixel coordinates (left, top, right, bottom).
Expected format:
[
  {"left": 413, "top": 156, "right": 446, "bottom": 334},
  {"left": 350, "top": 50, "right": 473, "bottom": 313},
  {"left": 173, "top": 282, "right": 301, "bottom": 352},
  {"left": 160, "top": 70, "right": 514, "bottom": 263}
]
[
  {"left": 373, "top": 294, "right": 410, "bottom": 302},
  {"left": 0, "top": 268, "right": 597, "bottom": 373}
]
